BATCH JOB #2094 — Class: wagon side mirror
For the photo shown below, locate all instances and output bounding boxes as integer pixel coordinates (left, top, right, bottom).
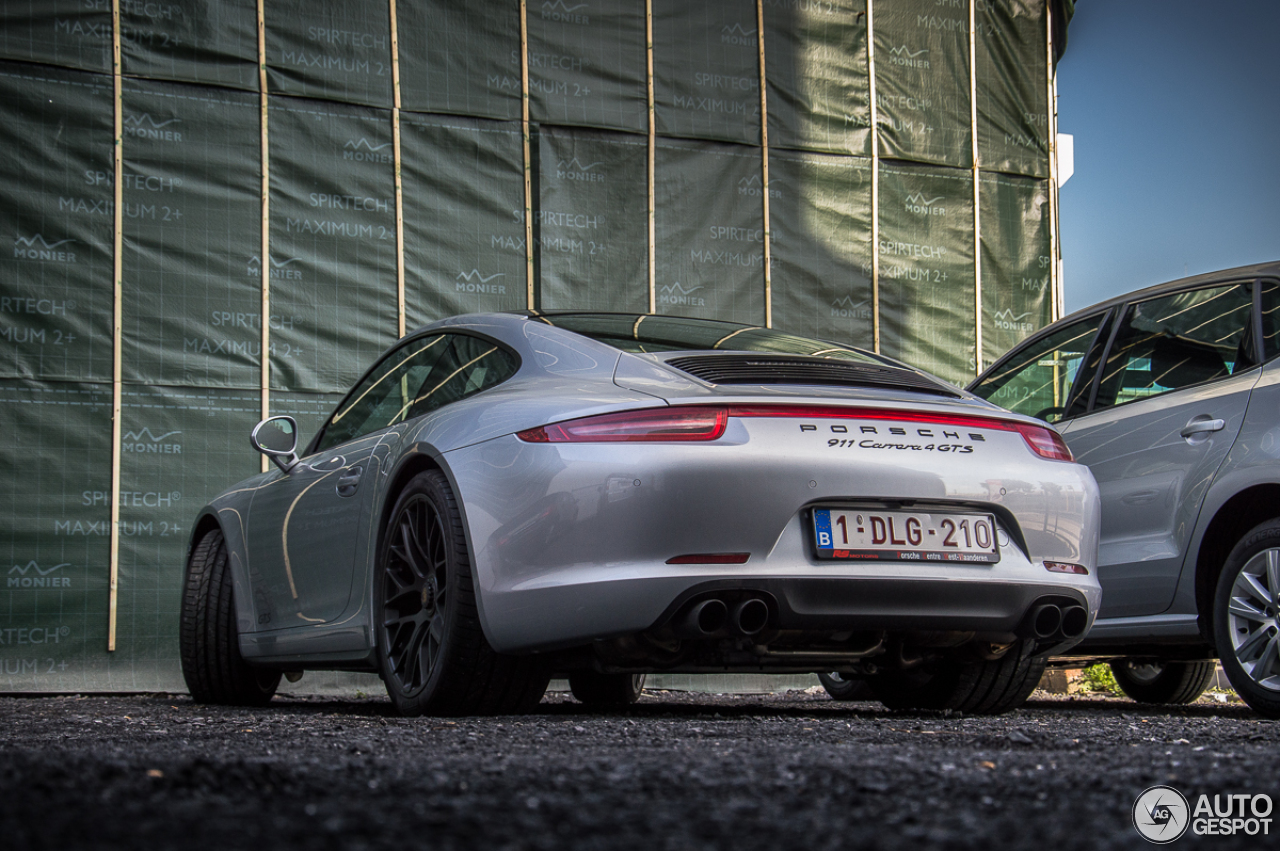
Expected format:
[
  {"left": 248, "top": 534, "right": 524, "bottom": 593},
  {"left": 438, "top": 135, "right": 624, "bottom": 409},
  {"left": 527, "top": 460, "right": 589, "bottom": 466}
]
[{"left": 251, "top": 416, "right": 300, "bottom": 473}]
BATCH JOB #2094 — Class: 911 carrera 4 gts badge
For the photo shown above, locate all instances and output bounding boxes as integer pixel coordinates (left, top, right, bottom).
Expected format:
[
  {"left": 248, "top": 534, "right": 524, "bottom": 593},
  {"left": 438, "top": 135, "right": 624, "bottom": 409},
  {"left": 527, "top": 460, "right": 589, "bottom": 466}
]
[{"left": 800, "top": 423, "right": 985, "bottom": 454}]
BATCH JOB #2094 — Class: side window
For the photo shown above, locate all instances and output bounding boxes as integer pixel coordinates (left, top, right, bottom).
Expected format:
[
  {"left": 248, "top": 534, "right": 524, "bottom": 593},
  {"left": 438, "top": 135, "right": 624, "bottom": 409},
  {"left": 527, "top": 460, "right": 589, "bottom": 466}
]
[
  {"left": 969, "top": 314, "right": 1106, "bottom": 423},
  {"left": 1093, "top": 283, "right": 1254, "bottom": 411},
  {"left": 1262, "top": 279, "right": 1280, "bottom": 361},
  {"left": 313, "top": 334, "right": 518, "bottom": 453}
]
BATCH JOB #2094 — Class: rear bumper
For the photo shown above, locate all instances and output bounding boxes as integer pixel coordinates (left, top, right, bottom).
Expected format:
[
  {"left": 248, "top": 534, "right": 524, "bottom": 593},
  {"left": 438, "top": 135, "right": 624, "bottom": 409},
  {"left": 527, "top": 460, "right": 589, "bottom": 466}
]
[{"left": 443, "top": 425, "right": 1100, "bottom": 654}]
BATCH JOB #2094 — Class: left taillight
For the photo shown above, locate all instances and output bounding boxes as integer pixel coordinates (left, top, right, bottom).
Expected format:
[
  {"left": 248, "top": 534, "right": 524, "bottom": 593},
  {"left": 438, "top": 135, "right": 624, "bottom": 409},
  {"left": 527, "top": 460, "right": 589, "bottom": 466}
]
[
  {"left": 1009, "top": 422, "right": 1073, "bottom": 462},
  {"left": 517, "top": 407, "right": 729, "bottom": 443}
]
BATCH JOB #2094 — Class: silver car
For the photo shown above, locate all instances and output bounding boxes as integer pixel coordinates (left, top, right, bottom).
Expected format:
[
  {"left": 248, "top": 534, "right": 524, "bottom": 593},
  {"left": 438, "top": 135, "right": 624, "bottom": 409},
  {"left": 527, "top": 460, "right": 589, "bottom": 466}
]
[
  {"left": 182, "top": 312, "right": 1100, "bottom": 716},
  {"left": 969, "top": 262, "right": 1280, "bottom": 717}
]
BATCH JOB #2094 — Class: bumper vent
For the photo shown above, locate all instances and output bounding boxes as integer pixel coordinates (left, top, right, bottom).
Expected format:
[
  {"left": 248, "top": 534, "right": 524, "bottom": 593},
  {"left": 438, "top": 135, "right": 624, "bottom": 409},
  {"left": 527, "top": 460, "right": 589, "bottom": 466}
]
[{"left": 665, "top": 355, "right": 960, "bottom": 397}]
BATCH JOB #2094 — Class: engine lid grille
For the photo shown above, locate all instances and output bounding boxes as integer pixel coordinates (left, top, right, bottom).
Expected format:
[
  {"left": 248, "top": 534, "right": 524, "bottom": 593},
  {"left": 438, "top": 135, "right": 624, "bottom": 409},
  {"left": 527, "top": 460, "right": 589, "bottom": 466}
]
[{"left": 664, "top": 354, "right": 960, "bottom": 397}]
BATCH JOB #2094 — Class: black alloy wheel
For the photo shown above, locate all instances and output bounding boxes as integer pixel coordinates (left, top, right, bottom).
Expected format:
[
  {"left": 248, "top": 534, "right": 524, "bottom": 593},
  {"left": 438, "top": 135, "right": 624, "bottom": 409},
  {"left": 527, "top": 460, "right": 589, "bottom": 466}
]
[
  {"left": 1109, "top": 658, "right": 1215, "bottom": 705},
  {"left": 818, "top": 671, "right": 872, "bottom": 701},
  {"left": 376, "top": 470, "right": 550, "bottom": 717}
]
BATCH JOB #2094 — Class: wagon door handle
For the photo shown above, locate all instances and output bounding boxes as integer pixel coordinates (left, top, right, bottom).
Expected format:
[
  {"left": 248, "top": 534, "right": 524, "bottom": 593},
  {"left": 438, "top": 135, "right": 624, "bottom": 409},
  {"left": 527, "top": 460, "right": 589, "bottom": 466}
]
[
  {"left": 336, "top": 466, "right": 364, "bottom": 498},
  {"left": 1179, "top": 417, "right": 1225, "bottom": 440}
]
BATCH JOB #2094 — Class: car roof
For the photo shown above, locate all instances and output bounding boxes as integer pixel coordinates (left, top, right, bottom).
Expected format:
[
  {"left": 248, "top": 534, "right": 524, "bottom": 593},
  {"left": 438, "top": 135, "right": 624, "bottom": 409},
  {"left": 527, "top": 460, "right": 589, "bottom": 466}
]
[{"left": 1054, "top": 260, "right": 1280, "bottom": 325}]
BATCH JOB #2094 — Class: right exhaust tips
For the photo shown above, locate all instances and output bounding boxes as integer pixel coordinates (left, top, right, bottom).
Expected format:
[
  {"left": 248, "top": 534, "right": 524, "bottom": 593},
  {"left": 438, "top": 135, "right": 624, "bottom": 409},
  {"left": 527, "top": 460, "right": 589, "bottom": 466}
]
[
  {"left": 1059, "top": 605, "right": 1088, "bottom": 639},
  {"left": 673, "top": 596, "right": 772, "bottom": 638},
  {"left": 1021, "top": 600, "right": 1090, "bottom": 641},
  {"left": 731, "top": 598, "right": 770, "bottom": 637}
]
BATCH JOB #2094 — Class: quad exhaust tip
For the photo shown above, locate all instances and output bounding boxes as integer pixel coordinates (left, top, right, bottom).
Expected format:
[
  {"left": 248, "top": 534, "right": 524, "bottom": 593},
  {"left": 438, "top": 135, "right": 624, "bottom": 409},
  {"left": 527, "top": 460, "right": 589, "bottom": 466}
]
[
  {"left": 675, "top": 596, "right": 771, "bottom": 637},
  {"left": 1023, "top": 601, "right": 1090, "bottom": 641}
]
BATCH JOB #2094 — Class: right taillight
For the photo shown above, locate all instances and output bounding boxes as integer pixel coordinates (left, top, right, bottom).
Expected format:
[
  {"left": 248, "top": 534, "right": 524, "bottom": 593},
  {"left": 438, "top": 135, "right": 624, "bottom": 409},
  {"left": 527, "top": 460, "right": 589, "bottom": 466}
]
[
  {"left": 1010, "top": 422, "right": 1074, "bottom": 462},
  {"left": 516, "top": 407, "right": 729, "bottom": 443}
]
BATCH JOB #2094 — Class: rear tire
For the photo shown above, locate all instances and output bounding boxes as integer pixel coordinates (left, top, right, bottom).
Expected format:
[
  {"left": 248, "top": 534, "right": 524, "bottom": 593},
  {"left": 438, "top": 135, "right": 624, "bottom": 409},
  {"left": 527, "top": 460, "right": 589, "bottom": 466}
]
[
  {"left": 376, "top": 470, "right": 549, "bottom": 717},
  {"left": 869, "top": 641, "right": 1046, "bottom": 715},
  {"left": 569, "top": 672, "right": 646, "bottom": 706},
  {"left": 1109, "top": 658, "right": 1215, "bottom": 705},
  {"left": 818, "top": 671, "right": 872, "bottom": 701},
  {"left": 1213, "top": 519, "right": 1280, "bottom": 718},
  {"left": 180, "top": 528, "right": 280, "bottom": 706}
]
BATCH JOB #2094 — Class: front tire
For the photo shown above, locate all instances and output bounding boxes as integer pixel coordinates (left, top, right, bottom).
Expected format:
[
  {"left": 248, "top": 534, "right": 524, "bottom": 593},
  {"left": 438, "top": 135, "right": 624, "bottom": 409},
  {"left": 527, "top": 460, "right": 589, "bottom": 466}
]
[
  {"left": 1109, "top": 658, "right": 1215, "bottom": 705},
  {"left": 180, "top": 528, "right": 280, "bottom": 706},
  {"left": 376, "top": 470, "right": 549, "bottom": 717},
  {"left": 869, "top": 641, "right": 1046, "bottom": 715},
  {"left": 1213, "top": 519, "right": 1280, "bottom": 718}
]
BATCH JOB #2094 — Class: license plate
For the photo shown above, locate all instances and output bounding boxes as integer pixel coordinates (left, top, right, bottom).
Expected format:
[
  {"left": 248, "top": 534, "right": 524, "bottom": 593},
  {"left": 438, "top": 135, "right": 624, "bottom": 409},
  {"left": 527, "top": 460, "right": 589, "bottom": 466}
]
[{"left": 812, "top": 508, "right": 999, "bottom": 563}]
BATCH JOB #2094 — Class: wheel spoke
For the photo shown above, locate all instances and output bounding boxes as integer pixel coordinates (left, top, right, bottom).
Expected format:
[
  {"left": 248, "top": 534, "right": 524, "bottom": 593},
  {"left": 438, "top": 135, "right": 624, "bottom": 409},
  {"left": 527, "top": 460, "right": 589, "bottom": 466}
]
[
  {"left": 1268, "top": 549, "right": 1280, "bottom": 606},
  {"left": 429, "top": 614, "right": 445, "bottom": 644},
  {"left": 1235, "top": 624, "right": 1271, "bottom": 664},
  {"left": 1241, "top": 571, "right": 1272, "bottom": 608},
  {"left": 1229, "top": 595, "right": 1269, "bottom": 623}
]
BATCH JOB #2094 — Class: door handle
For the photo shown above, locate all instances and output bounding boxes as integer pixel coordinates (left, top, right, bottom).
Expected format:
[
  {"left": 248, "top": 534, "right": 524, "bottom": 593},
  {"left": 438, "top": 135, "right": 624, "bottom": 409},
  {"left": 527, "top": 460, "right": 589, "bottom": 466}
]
[
  {"left": 336, "top": 466, "right": 364, "bottom": 497},
  {"left": 1179, "top": 417, "right": 1225, "bottom": 439}
]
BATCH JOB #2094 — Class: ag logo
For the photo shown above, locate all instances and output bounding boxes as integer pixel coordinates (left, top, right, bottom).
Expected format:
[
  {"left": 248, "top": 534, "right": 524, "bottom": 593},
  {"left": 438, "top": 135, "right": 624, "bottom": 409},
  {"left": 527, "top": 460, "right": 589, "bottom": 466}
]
[{"left": 1133, "top": 785, "right": 1190, "bottom": 844}]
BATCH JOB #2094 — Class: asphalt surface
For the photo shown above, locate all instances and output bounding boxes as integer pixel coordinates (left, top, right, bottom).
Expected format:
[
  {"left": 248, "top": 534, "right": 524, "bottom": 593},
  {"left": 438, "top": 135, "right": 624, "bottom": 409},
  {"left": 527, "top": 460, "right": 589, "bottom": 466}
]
[{"left": 1, "top": 689, "right": 1276, "bottom": 850}]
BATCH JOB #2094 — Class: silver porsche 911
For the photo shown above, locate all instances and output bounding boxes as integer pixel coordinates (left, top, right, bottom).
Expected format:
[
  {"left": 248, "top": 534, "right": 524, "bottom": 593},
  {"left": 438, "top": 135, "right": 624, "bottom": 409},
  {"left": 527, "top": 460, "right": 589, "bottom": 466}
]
[{"left": 181, "top": 312, "right": 1101, "bottom": 716}]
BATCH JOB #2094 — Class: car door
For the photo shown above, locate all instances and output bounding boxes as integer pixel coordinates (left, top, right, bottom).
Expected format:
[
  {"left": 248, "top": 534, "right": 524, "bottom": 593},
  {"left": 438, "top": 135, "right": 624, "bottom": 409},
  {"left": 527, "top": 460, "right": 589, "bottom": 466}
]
[
  {"left": 1063, "top": 281, "right": 1263, "bottom": 619},
  {"left": 245, "top": 332, "right": 520, "bottom": 628}
]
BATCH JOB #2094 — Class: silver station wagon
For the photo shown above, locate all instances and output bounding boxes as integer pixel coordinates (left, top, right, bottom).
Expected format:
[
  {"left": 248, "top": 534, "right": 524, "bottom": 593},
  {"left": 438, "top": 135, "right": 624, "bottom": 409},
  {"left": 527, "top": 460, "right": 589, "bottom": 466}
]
[
  {"left": 970, "top": 262, "right": 1280, "bottom": 717},
  {"left": 182, "top": 312, "right": 1100, "bottom": 716}
]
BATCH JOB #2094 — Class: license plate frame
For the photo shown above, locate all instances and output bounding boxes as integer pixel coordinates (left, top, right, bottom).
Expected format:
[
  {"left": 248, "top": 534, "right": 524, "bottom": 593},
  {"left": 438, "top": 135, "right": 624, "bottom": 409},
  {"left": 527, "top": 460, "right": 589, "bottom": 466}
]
[{"left": 812, "top": 508, "right": 1000, "bottom": 564}]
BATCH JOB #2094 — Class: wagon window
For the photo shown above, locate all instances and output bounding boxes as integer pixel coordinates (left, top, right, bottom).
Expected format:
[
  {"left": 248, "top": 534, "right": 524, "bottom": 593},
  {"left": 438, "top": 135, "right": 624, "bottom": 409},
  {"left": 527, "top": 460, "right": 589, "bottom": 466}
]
[
  {"left": 1093, "top": 283, "right": 1255, "bottom": 411},
  {"left": 968, "top": 314, "right": 1105, "bottom": 423}
]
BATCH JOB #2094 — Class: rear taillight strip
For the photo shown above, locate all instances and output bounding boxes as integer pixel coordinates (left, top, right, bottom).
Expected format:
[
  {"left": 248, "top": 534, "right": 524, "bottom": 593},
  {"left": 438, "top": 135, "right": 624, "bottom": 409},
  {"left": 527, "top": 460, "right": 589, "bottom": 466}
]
[{"left": 516, "top": 404, "right": 1073, "bottom": 462}]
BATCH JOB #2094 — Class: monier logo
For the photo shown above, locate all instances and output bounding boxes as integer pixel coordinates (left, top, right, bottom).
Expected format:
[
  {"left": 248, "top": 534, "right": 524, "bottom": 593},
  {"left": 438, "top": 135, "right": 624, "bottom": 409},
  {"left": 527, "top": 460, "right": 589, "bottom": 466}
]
[
  {"left": 8, "top": 561, "right": 71, "bottom": 589},
  {"left": 992, "top": 309, "right": 1035, "bottom": 332},
  {"left": 542, "top": 1, "right": 589, "bottom": 24},
  {"left": 888, "top": 46, "right": 930, "bottom": 68},
  {"left": 456, "top": 270, "right": 506, "bottom": 294},
  {"left": 122, "top": 428, "right": 183, "bottom": 455},
  {"left": 658, "top": 282, "right": 706, "bottom": 307},
  {"left": 343, "top": 139, "right": 392, "bottom": 163},
  {"left": 14, "top": 235, "right": 77, "bottom": 263},
  {"left": 721, "top": 24, "right": 757, "bottom": 46},
  {"left": 247, "top": 255, "right": 303, "bottom": 280},
  {"left": 737, "top": 175, "right": 781, "bottom": 199},
  {"left": 830, "top": 297, "right": 872, "bottom": 319},
  {"left": 904, "top": 192, "right": 946, "bottom": 216},
  {"left": 556, "top": 158, "right": 605, "bottom": 182},
  {"left": 123, "top": 114, "right": 182, "bottom": 141}
]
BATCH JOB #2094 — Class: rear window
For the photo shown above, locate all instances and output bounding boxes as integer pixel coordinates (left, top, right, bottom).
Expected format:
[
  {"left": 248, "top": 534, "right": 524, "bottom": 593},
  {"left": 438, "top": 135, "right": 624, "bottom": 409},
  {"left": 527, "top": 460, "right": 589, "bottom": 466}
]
[{"left": 530, "top": 312, "right": 886, "bottom": 364}]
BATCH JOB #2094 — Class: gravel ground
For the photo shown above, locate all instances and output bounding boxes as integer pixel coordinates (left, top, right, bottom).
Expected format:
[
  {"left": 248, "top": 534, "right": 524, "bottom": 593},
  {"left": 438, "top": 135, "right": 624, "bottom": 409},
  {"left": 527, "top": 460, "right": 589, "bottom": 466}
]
[{"left": 1, "top": 689, "right": 1276, "bottom": 850}]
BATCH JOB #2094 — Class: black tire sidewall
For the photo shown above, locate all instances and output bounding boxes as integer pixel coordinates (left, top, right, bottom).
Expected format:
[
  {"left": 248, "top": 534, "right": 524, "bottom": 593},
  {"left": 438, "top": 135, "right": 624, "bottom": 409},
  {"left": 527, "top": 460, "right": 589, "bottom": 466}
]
[
  {"left": 1213, "top": 520, "right": 1280, "bottom": 718},
  {"left": 375, "top": 471, "right": 464, "bottom": 714}
]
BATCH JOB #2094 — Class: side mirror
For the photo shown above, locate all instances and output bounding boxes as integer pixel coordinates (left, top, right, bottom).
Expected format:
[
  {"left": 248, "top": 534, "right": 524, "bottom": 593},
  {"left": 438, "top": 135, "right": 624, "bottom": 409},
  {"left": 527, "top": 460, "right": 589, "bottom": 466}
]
[{"left": 251, "top": 416, "right": 300, "bottom": 473}]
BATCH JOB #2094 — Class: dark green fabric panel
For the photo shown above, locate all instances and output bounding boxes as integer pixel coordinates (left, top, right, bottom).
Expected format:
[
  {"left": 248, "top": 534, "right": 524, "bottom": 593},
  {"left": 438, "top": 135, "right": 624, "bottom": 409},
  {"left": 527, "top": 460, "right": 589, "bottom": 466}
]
[
  {"left": 0, "top": 64, "right": 114, "bottom": 383},
  {"left": 654, "top": 139, "right": 764, "bottom": 325},
  {"left": 122, "top": 80, "right": 263, "bottom": 388},
  {"left": 265, "top": 0, "right": 393, "bottom": 107},
  {"left": 397, "top": 0, "right": 521, "bottom": 120},
  {"left": 526, "top": 0, "right": 647, "bottom": 133},
  {"left": 0, "top": 1, "right": 111, "bottom": 72},
  {"left": 534, "top": 126, "right": 648, "bottom": 312},
  {"left": 399, "top": 113, "right": 527, "bottom": 327},
  {"left": 268, "top": 97, "right": 399, "bottom": 393},
  {"left": 877, "top": 162, "right": 976, "bottom": 384},
  {"left": 764, "top": 0, "right": 870, "bottom": 157},
  {"left": 980, "top": 172, "right": 1051, "bottom": 365},
  {"left": 0, "top": 380, "right": 112, "bottom": 691},
  {"left": 122, "top": 0, "right": 258, "bottom": 92},
  {"left": 977, "top": 0, "right": 1049, "bottom": 178},
  {"left": 873, "top": 1, "right": 971, "bottom": 169},
  {"left": 111, "top": 384, "right": 261, "bottom": 691},
  {"left": 768, "top": 150, "right": 873, "bottom": 347},
  {"left": 653, "top": 0, "right": 760, "bottom": 146}
]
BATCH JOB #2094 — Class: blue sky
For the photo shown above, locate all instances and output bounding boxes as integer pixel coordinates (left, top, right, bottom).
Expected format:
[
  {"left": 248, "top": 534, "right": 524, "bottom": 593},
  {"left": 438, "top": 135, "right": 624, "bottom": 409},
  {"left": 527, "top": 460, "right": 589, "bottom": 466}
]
[{"left": 1056, "top": 0, "right": 1280, "bottom": 312}]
